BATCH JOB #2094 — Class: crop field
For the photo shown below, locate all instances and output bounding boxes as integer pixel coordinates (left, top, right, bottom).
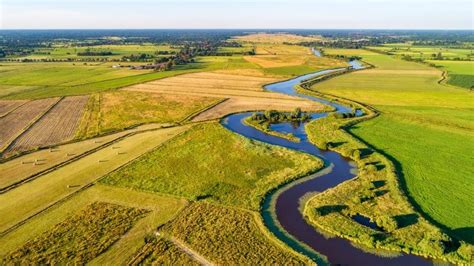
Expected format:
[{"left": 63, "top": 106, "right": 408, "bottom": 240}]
[
  {"left": 162, "top": 202, "right": 311, "bottom": 264},
  {"left": 243, "top": 44, "right": 347, "bottom": 76},
  {"left": 75, "top": 90, "right": 216, "bottom": 138},
  {"left": 123, "top": 71, "right": 325, "bottom": 118},
  {"left": 1, "top": 202, "right": 148, "bottom": 264},
  {"left": 0, "top": 184, "right": 188, "bottom": 263},
  {"left": 310, "top": 51, "right": 474, "bottom": 242},
  {"left": 0, "top": 97, "right": 59, "bottom": 153},
  {"left": 5, "top": 96, "right": 89, "bottom": 157},
  {"left": 0, "top": 125, "right": 190, "bottom": 233},
  {"left": 101, "top": 122, "right": 322, "bottom": 210},
  {"left": 0, "top": 100, "right": 27, "bottom": 117}
]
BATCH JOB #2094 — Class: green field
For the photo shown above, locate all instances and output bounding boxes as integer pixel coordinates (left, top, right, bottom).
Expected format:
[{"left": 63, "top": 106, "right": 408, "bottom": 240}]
[
  {"left": 427, "top": 60, "right": 474, "bottom": 88},
  {"left": 101, "top": 122, "right": 322, "bottom": 210},
  {"left": 368, "top": 44, "right": 473, "bottom": 60},
  {"left": 10, "top": 44, "right": 178, "bottom": 60},
  {"left": 310, "top": 51, "right": 474, "bottom": 243}
]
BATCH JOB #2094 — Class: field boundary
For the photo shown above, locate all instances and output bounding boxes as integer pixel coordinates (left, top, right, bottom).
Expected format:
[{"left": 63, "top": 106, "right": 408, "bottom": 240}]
[
  {"left": 0, "top": 97, "right": 62, "bottom": 155},
  {"left": 178, "top": 98, "right": 228, "bottom": 124},
  {"left": 0, "top": 101, "right": 30, "bottom": 118},
  {"left": 0, "top": 125, "right": 192, "bottom": 238}
]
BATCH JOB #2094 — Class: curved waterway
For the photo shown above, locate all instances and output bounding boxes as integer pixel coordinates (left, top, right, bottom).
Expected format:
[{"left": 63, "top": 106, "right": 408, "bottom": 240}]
[{"left": 221, "top": 61, "right": 432, "bottom": 265}]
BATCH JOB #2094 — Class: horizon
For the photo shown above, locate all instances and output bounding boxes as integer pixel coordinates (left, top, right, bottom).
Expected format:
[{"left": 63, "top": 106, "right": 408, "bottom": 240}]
[{"left": 1, "top": 0, "right": 473, "bottom": 30}]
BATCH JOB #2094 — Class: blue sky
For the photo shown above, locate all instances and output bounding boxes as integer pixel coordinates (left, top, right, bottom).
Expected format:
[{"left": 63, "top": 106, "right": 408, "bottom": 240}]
[{"left": 1, "top": 0, "right": 473, "bottom": 29}]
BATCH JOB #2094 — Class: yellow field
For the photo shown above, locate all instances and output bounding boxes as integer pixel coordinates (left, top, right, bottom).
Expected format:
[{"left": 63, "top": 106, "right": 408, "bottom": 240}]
[
  {"left": 0, "top": 125, "right": 190, "bottom": 233},
  {"left": 0, "top": 184, "right": 188, "bottom": 264},
  {"left": 0, "top": 123, "right": 170, "bottom": 191},
  {"left": 124, "top": 72, "right": 324, "bottom": 119}
]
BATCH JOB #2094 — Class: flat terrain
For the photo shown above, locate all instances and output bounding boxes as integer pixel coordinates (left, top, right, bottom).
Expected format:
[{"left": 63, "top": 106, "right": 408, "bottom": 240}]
[
  {"left": 125, "top": 72, "right": 323, "bottom": 119},
  {"left": 75, "top": 91, "right": 216, "bottom": 139},
  {"left": 101, "top": 122, "right": 322, "bottom": 210},
  {"left": 0, "top": 125, "right": 190, "bottom": 233},
  {"left": 427, "top": 60, "right": 474, "bottom": 88},
  {"left": 311, "top": 50, "right": 474, "bottom": 242},
  {"left": 5, "top": 96, "right": 89, "bottom": 156},
  {"left": 0, "top": 97, "right": 59, "bottom": 152}
]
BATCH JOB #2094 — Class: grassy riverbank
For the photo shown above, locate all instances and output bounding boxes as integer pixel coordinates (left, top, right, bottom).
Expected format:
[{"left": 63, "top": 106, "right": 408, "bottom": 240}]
[{"left": 310, "top": 50, "right": 474, "bottom": 244}]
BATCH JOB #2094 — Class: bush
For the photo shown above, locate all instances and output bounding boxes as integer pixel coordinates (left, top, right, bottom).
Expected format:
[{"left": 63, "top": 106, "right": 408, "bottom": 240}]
[
  {"left": 352, "top": 149, "right": 361, "bottom": 160},
  {"left": 375, "top": 215, "right": 398, "bottom": 232}
]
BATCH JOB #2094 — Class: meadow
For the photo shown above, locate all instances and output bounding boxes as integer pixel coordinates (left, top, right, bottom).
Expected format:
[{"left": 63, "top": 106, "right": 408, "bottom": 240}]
[
  {"left": 101, "top": 122, "right": 322, "bottom": 210},
  {"left": 75, "top": 90, "right": 217, "bottom": 139},
  {"left": 0, "top": 125, "right": 189, "bottom": 233},
  {"left": 367, "top": 44, "right": 473, "bottom": 60},
  {"left": 2, "top": 202, "right": 148, "bottom": 264},
  {"left": 0, "top": 184, "right": 188, "bottom": 264},
  {"left": 9, "top": 44, "right": 178, "bottom": 61},
  {"left": 310, "top": 50, "right": 474, "bottom": 244},
  {"left": 127, "top": 237, "right": 198, "bottom": 265},
  {"left": 427, "top": 60, "right": 474, "bottom": 88},
  {"left": 162, "top": 202, "right": 311, "bottom": 264}
]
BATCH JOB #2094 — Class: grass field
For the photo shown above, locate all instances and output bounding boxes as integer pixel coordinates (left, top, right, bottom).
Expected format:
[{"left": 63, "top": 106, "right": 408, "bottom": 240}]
[
  {"left": 10, "top": 44, "right": 178, "bottom": 60},
  {"left": 2, "top": 202, "right": 148, "bottom": 264},
  {"left": 75, "top": 90, "right": 216, "bottom": 139},
  {"left": 162, "top": 202, "right": 311, "bottom": 264},
  {"left": 0, "top": 125, "right": 190, "bottom": 233},
  {"left": 303, "top": 112, "right": 471, "bottom": 264},
  {"left": 101, "top": 122, "right": 322, "bottom": 210},
  {"left": 0, "top": 184, "right": 188, "bottom": 264},
  {"left": 427, "top": 60, "right": 474, "bottom": 88},
  {"left": 310, "top": 51, "right": 474, "bottom": 243},
  {"left": 368, "top": 44, "right": 473, "bottom": 60}
]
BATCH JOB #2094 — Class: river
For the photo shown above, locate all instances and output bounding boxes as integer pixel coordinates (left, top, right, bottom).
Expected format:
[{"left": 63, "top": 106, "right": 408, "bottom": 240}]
[{"left": 221, "top": 61, "right": 433, "bottom": 265}]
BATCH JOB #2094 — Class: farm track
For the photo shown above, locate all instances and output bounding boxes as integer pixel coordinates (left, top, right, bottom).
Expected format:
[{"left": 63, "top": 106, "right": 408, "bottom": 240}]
[
  {"left": 170, "top": 237, "right": 214, "bottom": 266},
  {"left": 5, "top": 96, "right": 89, "bottom": 156},
  {"left": 0, "top": 97, "right": 61, "bottom": 154}
]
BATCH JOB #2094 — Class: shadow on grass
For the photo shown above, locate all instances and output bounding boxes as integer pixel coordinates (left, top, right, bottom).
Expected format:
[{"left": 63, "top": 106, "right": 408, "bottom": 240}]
[{"left": 347, "top": 125, "right": 467, "bottom": 245}]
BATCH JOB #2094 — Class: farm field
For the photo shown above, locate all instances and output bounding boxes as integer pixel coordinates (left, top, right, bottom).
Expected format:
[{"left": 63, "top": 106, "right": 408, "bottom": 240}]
[
  {"left": 75, "top": 90, "right": 217, "bottom": 139},
  {"left": 101, "top": 122, "right": 322, "bottom": 210},
  {"left": 0, "top": 125, "right": 190, "bottom": 233},
  {"left": 5, "top": 96, "right": 89, "bottom": 157},
  {"left": 0, "top": 100, "right": 28, "bottom": 117},
  {"left": 0, "top": 122, "right": 169, "bottom": 191},
  {"left": 310, "top": 51, "right": 474, "bottom": 242},
  {"left": 0, "top": 97, "right": 60, "bottom": 153},
  {"left": 233, "top": 32, "right": 323, "bottom": 44},
  {"left": 162, "top": 202, "right": 311, "bottom": 264},
  {"left": 427, "top": 60, "right": 474, "bottom": 88},
  {"left": 127, "top": 237, "right": 199, "bottom": 265},
  {"left": 0, "top": 184, "right": 188, "bottom": 264},
  {"left": 10, "top": 44, "right": 178, "bottom": 61},
  {"left": 367, "top": 44, "right": 473, "bottom": 60},
  {"left": 2, "top": 202, "right": 148, "bottom": 264}
]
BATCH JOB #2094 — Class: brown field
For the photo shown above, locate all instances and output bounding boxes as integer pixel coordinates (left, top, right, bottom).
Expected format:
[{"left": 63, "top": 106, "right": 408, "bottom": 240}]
[
  {"left": 5, "top": 96, "right": 89, "bottom": 156},
  {"left": 233, "top": 33, "right": 322, "bottom": 44},
  {"left": 0, "top": 98, "right": 59, "bottom": 153},
  {"left": 124, "top": 72, "right": 323, "bottom": 119},
  {"left": 126, "top": 72, "right": 299, "bottom": 100},
  {"left": 0, "top": 100, "right": 28, "bottom": 117},
  {"left": 192, "top": 97, "right": 322, "bottom": 121}
]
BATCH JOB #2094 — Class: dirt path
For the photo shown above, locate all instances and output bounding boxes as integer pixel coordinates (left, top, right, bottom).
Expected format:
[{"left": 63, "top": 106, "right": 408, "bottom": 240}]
[{"left": 169, "top": 236, "right": 214, "bottom": 266}]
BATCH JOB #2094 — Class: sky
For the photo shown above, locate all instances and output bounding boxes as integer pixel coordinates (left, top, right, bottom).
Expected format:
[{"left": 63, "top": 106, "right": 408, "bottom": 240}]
[{"left": 1, "top": 0, "right": 473, "bottom": 30}]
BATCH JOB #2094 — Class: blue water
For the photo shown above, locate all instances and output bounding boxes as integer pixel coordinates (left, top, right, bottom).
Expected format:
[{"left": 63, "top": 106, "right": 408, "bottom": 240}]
[{"left": 220, "top": 62, "right": 432, "bottom": 265}]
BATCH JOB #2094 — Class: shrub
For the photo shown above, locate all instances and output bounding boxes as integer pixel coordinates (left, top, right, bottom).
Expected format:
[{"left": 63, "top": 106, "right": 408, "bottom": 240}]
[{"left": 375, "top": 215, "right": 398, "bottom": 232}]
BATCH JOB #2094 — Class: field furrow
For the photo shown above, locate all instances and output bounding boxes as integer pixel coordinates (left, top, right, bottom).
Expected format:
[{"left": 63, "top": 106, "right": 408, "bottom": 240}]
[
  {"left": 0, "top": 98, "right": 59, "bottom": 153},
  {"left": 0, "top": 100, "right": 28, "bottom": 117},
  {"left": 6, "top": 96, "right": 89, "bottom": 156}
]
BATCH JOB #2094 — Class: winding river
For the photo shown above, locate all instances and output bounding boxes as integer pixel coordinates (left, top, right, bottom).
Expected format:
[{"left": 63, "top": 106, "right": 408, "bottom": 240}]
[{"left": 221, "top": 61, "right": 432, "bottom": 265}]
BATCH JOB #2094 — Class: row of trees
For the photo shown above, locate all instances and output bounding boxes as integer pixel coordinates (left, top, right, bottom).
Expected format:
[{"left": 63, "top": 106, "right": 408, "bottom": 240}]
[{"left": 250, "top": 108, "right": 311, "bottom": 123}]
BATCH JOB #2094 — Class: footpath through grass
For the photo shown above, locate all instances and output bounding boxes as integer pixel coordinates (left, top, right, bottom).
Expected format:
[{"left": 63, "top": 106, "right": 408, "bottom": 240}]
[{"left": 311, "top": 49, "right": 474, "bottom": 244}]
